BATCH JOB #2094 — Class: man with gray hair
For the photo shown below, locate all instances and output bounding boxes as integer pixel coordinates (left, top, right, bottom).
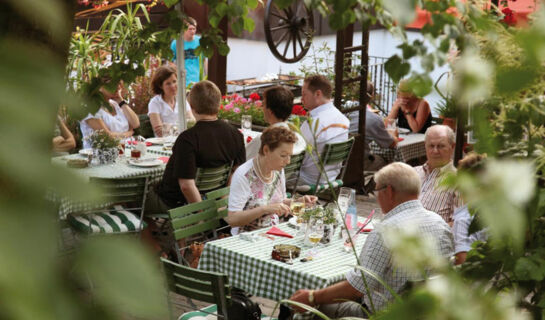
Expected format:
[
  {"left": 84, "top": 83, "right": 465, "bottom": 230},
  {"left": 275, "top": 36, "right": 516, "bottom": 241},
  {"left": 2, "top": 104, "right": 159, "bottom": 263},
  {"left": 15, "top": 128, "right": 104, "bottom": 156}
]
[
  {"left": 289, "top": 162, "right": 454, "bottom": 317},
  {"left": 416, "top": 125, "right": 461, "bottom": 224}
]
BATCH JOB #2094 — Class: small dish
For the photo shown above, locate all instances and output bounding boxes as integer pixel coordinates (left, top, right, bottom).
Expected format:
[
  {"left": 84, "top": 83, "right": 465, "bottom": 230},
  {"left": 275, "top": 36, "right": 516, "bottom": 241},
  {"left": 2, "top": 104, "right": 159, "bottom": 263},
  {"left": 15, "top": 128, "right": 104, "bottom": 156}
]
[
  {"left": 398, "top": 128, "right": 410, "bottom": 134},
  {"left": 128, "top": 159, "right": 163, "bottom": 167},
  {"left": 78, "top": 148, "right": 93, "bottom": 156}
]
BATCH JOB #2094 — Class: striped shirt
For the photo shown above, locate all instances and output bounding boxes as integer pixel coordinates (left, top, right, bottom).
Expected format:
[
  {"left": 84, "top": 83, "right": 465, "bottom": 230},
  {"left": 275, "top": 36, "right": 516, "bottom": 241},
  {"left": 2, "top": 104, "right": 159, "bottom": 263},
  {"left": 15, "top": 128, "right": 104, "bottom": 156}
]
[
  {"left": 346, "top": 200, "right": 454, "bottom": 312},
  {"left": 415, "top": 162, "right": 462, "bottom": 223}
]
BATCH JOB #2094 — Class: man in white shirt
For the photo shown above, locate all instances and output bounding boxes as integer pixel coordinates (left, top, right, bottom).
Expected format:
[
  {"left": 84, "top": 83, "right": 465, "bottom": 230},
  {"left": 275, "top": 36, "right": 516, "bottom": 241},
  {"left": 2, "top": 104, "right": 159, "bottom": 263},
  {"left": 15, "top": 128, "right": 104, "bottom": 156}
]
[{"left": 298, "top": 75, "right": 350, "bottom": 185}]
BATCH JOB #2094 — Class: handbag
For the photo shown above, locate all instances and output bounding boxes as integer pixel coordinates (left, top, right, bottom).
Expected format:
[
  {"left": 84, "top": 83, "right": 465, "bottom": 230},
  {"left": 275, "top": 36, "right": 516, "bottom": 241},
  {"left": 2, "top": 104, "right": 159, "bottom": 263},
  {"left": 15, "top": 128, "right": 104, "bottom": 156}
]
[{"left": 227, "top": 287, "right": 262, "bottom": 320}]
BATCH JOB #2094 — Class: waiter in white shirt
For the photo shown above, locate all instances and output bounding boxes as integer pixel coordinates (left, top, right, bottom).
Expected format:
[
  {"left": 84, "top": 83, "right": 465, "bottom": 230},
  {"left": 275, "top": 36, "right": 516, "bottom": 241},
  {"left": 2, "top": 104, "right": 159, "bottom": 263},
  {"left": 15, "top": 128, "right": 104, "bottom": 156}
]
[{"left": 299, "top": 75, "right": 350, "bottom": 185}]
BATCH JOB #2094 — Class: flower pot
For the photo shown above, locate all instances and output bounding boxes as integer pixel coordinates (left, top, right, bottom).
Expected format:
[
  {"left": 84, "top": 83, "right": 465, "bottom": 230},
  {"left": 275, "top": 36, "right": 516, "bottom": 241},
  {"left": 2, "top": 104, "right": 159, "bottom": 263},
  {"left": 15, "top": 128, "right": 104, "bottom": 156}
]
[
  {"left": 92, "top": 147, "right": 118, "bottom": 165},
  {"left": 440, "top": 116, "right": 456, "bottom": 131}
]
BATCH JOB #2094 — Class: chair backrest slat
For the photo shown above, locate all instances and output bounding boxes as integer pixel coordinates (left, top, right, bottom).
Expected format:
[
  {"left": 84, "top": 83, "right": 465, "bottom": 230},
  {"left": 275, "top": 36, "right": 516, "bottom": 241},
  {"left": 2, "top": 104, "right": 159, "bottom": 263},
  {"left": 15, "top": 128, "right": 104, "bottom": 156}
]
[
  {"left": 195, "top": 162, "right": 233, "bottom": 193},
  {"left": 205, "top": 187, "right": 230, "bottom": 219},
  {"left": 161, "top": 258, "right": 231, "bottom": 314},
  {"left": 168, "top": 199, "right": 223, "bottom": 241},
  {"left": 90, "top": 177, "right": 148, "bottom": 204},
  {"left": 173, "top": 220, "right": 221, "bottom": 240}
]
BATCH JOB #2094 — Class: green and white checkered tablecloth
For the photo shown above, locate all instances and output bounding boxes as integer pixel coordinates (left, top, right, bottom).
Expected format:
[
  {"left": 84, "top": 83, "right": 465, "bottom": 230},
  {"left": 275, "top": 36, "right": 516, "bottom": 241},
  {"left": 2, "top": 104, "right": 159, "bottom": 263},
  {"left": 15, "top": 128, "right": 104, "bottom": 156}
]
[
  {"left": 145, "top": 145, "right": 172, "bottom": 157},
  {"left": 199, "top": 222, "right": 367, "bottom": 302},
  {"left": 370, "top": 133, "right": 425, "bottom": 163},
  {"left": 51, "top": 153, "right": 165, "bottom": 218}
]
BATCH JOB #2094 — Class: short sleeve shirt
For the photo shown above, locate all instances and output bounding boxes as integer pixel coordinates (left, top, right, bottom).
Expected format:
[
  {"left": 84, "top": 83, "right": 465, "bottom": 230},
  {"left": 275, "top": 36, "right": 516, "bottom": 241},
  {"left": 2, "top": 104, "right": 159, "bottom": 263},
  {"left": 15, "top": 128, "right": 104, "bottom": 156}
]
[
  {"left": 147, "top": 95, "right": 191, "bottom": 127},
  {"left": 157, "top": 119, "right": 245, "bottom": 207},
  {"left": 228, "top": 159, "right": 286, "bottom": 231}
]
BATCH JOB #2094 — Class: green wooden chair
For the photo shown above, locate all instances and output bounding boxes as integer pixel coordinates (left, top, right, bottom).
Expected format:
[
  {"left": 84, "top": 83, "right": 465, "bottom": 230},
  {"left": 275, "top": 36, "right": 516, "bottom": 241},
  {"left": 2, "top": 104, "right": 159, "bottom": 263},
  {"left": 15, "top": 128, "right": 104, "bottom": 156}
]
[
  {"left": 134, "top": 114, "right": 154, "bottom": 138},
  {"left": 205, "top": 186, "right": 231, "bottom": 234},
  {"left": 67, "top": 176, "right": 149, "bottom": 236},
  {"left": 283, "top": 151, "right": 305, "bottom": 196},
  {"left": 195, "top": 162, "right": 234, "bottom": 194},
  {"left": 296, "top": 137, "right": 355, "bottom": 196},
  {"left": 161, "top": 257, "right": 231, "bottom": 320},
  {"left": 168, "top": 199, "right": 223, "bottom": 263}
]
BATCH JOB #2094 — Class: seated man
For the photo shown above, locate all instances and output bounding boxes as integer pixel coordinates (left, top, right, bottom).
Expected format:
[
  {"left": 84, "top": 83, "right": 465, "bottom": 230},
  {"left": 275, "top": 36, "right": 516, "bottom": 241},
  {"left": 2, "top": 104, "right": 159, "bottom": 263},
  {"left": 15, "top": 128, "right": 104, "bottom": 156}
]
[
  {"left": 245, "top": 86, "right": 306, "bottom": 160},
  {"left": 289, "top": 162, "right": 454, "bottom": 317},
  {"left": 298, "top": 75, "right": 350, "bottom": 185},
  {"left": 416, "top": 125, "right": 462, "bottom": 224},
  {"left": 343, "top": 108, "right": 398, "bottom": 192},
  {"left": 146, "top": 80, "right": 246, "bottom": 211}
]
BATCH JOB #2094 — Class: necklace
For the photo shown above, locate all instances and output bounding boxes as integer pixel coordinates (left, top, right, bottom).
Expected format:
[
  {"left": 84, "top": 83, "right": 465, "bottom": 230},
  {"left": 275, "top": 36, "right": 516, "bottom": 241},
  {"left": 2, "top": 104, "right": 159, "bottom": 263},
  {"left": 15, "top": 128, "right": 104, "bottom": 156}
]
[{"left": 255, "top": 156, "right": 273, "bottom": 183}]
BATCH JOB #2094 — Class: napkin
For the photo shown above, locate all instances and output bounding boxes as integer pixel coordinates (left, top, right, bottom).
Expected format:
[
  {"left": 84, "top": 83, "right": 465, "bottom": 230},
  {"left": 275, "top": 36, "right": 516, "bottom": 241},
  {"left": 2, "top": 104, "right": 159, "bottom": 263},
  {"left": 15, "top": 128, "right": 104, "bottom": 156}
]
[
  {"left": 127, "top": 141, "right": 152, "bottom": 146},
  {"left": 266, "top": 226, "right": 293, "bottom": 238},
  {"left": 158, "top": 156, "right": 170, "bottom": 164}
]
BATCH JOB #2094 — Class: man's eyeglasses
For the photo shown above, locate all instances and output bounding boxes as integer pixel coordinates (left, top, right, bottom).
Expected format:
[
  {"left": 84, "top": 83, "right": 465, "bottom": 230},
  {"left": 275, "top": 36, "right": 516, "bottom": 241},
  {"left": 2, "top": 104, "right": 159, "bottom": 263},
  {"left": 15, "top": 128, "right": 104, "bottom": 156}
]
[{"left": 374, "top": 185, "right": 388, "bottom": 195}]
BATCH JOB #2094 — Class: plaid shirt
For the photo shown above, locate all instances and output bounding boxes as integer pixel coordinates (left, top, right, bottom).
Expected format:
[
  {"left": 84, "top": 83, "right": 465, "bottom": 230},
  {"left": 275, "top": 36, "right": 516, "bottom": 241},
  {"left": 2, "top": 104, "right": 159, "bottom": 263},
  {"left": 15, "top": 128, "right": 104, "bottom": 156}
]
[
  {"left": 346, "top": 200, "right": 454, "bottom": 312},
  {"left": 415, "top": 162, "right": 462, "bottom": 223}
]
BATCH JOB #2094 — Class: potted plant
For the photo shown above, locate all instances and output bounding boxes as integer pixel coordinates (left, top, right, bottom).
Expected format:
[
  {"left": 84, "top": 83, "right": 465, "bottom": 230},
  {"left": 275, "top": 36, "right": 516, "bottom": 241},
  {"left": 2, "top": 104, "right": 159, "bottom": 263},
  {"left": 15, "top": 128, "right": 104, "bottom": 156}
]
[
  {"left": 434, "top": 72, "right": 457, "bottom": 131},
  {"left": 86, "top": 130, "right": 120, "bottom": 165}
]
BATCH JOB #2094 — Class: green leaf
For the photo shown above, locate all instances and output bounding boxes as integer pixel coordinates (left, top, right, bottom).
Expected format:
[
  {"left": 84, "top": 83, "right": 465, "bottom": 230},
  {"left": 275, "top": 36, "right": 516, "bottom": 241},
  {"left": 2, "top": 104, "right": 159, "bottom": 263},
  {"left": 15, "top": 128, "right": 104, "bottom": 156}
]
[
  {"left": 74, "top": 237, "right": 168, "bottom": 319},
  {"left": 384, "top": 55, "right": 410, "bottom": 83},
  {"left": 243, "top": 16, "right": 255, "bottom": 32},
  {"left": 514, "top": 257, "right": 545, "bottom": 281},
  {"left": 495, "top": 67, "right": 538, "bottom": 94},
  {"left": 383, "top": 0, "right": 416, "bottom": 27},
  {"left": 163, "top": 0, "right": 180, "bottom": 7},
  {"left": 218, "top": 43, "right": 230, "bottom": 56},
  {"left": 399, "top": 43, "right": 417, "bottom": 60}
]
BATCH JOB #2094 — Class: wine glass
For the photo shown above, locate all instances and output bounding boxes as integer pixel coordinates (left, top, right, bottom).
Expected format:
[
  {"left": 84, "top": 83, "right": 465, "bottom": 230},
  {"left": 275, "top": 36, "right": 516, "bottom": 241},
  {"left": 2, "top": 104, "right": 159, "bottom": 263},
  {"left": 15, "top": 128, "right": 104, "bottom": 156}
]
[
  {"left": 241, "top": 115, "right": 252, "bottom": 133},
  {"left": 307, "top": 219, "right": 324, "bottom": 255}
]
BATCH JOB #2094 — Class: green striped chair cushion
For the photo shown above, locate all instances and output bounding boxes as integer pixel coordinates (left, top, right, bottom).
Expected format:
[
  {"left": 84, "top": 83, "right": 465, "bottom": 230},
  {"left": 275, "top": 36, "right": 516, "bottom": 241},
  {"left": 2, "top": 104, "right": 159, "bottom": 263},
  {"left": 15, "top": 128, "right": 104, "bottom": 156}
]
[
  {"left": 295, "top": 179, "right": 344, "bottom": 195},
  {"left": 178, "top": 304, "right": 276, "bottom": 320},
  {"left": 68, "top": 205, "right": 145, "bottom": 234}
]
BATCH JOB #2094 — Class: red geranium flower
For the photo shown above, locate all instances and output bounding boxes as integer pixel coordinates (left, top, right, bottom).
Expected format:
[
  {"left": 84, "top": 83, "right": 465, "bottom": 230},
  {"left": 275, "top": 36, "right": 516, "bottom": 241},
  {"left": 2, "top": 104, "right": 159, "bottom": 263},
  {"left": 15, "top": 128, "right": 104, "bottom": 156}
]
[
  {"left": 249, "top": 92, "right": 261, "bottom": 101},
  {"left": 501, "top": 8, "right": 517, "bottom": 26},
  {"left": 291, "top": 104, "right": 307, "bottom": 116}
]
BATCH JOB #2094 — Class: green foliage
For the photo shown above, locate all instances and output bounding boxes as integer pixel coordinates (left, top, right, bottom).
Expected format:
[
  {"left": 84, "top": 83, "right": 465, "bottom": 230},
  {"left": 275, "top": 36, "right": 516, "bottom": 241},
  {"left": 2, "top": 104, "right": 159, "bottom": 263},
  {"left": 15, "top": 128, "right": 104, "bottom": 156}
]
[{"left": 1, "top": 2, "right": 168, "bottom": 319}]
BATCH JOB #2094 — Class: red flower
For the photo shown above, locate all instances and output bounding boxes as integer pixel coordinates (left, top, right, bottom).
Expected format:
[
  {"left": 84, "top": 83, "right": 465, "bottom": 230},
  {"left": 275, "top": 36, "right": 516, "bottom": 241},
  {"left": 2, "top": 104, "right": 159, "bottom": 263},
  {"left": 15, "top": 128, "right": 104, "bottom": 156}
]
[
  {"left": 249, "top": 92, "right": 261, "bottom": 101},
  {"left": 246, "top": 136, "right": 253, "bottom": 143},
  {"left": 291, "top": 104, "right": 307, "bottom": 116},
  {"left": 501, "top": 8, "right": 517, "bottom": 26}
]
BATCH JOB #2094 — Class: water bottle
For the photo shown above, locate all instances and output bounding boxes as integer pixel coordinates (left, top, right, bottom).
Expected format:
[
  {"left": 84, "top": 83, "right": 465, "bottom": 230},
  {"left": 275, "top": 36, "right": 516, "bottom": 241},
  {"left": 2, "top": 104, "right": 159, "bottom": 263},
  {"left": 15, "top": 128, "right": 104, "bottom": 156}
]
[{"left": 347, "top": 202, "right": 358, "bottom": 230}]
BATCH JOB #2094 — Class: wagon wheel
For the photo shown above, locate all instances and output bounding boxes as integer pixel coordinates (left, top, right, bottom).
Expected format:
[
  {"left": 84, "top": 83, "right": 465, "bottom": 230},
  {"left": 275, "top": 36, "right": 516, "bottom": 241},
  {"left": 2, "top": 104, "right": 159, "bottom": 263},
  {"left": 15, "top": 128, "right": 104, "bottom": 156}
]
[{"left": 264, "top": 0, "right": 314, "bottom": 63}]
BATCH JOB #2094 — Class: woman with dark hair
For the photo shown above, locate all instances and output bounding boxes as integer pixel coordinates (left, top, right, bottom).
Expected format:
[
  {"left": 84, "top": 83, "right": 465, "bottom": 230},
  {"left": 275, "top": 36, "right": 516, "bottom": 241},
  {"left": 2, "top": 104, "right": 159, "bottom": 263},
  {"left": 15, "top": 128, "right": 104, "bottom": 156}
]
[
  {"left": 226, "top": 126, "right": 316, "bottom": 232},
  {"left": 245, "top": 86, "right": 306, "bottom": 159},
  {"left": 148, "top": 65, "right": 194, "bottom": 137}
]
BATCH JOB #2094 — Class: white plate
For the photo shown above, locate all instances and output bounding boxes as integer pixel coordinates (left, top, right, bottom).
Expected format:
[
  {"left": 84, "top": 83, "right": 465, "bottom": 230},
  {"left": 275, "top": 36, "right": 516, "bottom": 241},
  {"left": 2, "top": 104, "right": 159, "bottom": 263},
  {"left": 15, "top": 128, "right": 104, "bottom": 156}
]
[
  {"left": 128, "top": 159, "right": 163, "bottom": 167},
  {"left": 146, "top": 137, "right": 165, "bottom": 145},
  {"left": 78, "top": 148, "right": 93, "bottom": 156},
  {"left": 398, "top": 128, "right": 410, "bottom": 134}
]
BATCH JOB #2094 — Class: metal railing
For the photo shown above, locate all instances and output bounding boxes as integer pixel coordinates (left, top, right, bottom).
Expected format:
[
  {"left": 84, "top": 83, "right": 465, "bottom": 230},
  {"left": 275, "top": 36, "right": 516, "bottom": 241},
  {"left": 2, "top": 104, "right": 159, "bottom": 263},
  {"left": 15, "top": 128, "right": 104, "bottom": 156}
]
[{"left": 368, "top": 56, "right": 396, "bottom": 116}]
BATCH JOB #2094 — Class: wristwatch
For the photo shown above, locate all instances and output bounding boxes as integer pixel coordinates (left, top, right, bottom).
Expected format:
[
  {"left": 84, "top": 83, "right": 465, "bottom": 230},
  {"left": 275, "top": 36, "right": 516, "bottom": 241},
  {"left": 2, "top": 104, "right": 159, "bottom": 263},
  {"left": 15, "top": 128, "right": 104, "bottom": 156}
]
[
  {"left": 119, "top": 100, "right": 127, "bottom": 107},
  {"left": 404, "top": 111, "right": 412, "bottom": 116},
  {"left": 308, "top": 290, "right": 315, "bottom": 305}
]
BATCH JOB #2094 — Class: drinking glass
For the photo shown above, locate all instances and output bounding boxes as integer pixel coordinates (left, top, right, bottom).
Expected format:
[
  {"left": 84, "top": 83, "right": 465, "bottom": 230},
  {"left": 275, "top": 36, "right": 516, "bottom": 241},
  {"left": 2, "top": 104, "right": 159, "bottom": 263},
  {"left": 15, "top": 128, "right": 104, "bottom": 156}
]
[
  {"left": 337, "top": 187, "right": 353, "bottom": 215},
  {"left": 162, "top": 123, "right": 172, "bottom": 138},
  {"left": 385, "top": 118, "right": 398, "bottom": 138},
  {"left": 307, "top": 219, "right": 324, "bottom": 254},
  {"left": 241, "top": 115, "right": 252, "bottom": 132}
]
